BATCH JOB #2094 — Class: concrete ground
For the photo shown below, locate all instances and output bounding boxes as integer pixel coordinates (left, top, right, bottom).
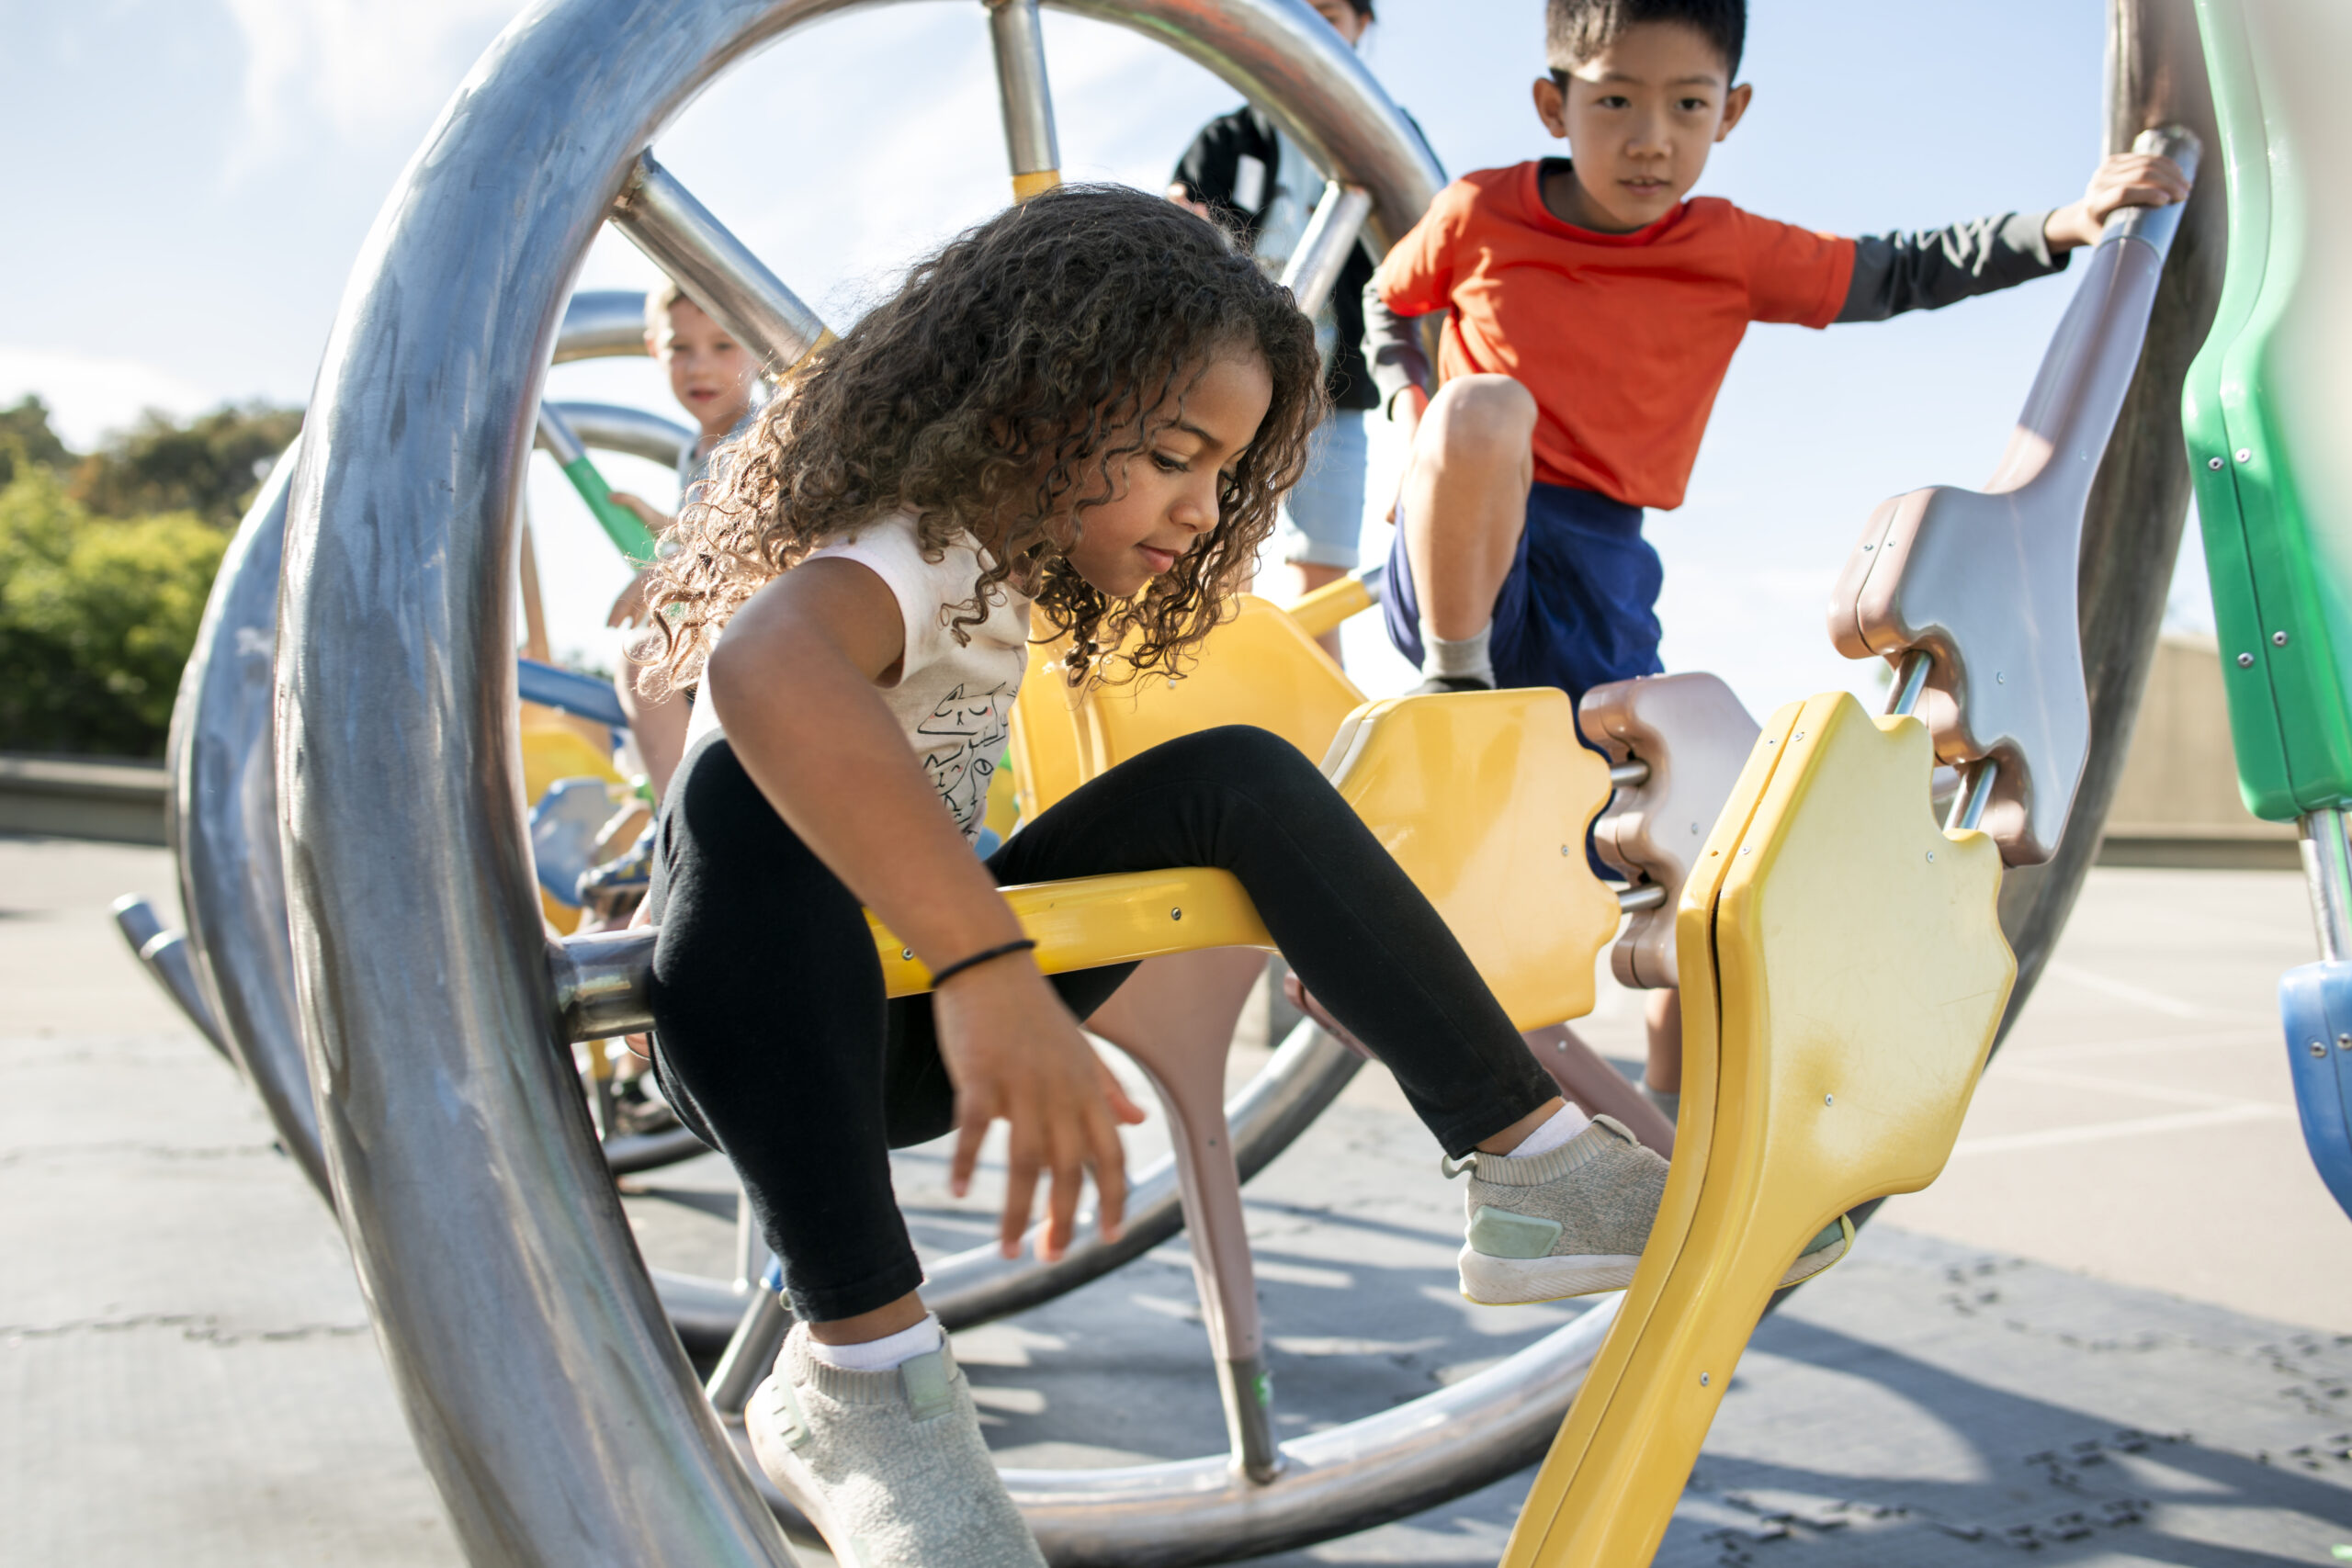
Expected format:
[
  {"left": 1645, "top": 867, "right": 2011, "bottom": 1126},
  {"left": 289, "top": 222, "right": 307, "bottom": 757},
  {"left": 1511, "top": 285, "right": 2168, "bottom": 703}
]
[{"left": 6, "top": 835, "right": 2349, "bottom": 1564}]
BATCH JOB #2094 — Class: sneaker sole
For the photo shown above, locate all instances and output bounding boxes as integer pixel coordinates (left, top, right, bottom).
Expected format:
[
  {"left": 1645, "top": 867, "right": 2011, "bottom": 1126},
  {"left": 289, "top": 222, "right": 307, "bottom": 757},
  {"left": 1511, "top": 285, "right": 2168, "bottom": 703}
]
[
  {"left": 746, "top": 1375, "right": 854, "bottom": 1557},
  {"left": 1457, "top": 1213, "right": 1856, "bottom": 1305}
]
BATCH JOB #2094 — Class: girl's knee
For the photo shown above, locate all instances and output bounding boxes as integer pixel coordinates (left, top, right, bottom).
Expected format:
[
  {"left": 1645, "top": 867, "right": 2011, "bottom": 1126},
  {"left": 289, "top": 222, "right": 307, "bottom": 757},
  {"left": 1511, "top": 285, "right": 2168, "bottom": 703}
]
[{"left": 1180, "top": 725, "right": 1326, "bottom": 792}]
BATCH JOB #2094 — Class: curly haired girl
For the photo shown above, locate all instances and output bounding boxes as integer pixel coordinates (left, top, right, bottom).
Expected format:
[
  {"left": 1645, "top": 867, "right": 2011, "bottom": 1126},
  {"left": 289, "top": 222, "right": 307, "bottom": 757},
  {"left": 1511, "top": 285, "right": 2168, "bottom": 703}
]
[{"left": 639, "top": 186, "right": 1774, "bottom": 1567}]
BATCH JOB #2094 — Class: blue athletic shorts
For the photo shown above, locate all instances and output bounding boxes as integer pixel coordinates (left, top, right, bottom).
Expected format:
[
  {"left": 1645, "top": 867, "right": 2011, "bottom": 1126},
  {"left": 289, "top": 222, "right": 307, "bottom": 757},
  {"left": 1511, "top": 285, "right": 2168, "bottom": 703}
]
[{"left": 1384, "top": 479, "right": 1664, "bottom": 703}]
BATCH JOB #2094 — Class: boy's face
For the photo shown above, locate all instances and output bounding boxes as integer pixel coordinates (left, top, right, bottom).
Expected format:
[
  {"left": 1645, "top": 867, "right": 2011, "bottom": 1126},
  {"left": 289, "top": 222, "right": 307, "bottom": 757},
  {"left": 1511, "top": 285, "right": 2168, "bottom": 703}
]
[
  {"left": 1306, "top": 0, "right": 1368, "bottom": 46},
  {"left": 648, "top": 299, "right": 757, "bottom": 438},
  {"left": 1532, "top": 21, "right": 1751, "bottom": 233}
]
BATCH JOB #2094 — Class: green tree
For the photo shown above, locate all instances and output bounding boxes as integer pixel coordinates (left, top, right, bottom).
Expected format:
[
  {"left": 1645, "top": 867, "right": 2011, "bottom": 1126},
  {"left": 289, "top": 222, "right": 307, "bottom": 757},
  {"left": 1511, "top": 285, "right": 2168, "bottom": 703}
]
[
  {"left": 0, "top": 466, "right": 227, "bottom": 756},
  {"left": 69, "top": 400, "right": 300, "bottom": 528},
  {"left": 0, "top": 396, "right": 75, "bottom": 489}
]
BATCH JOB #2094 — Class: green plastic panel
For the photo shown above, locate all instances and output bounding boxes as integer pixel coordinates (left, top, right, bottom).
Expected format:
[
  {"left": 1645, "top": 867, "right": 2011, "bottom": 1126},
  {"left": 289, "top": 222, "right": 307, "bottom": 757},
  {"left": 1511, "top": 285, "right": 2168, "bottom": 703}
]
[{"left": 2186, "top": 0, "right": 2352, "bottom": 819}]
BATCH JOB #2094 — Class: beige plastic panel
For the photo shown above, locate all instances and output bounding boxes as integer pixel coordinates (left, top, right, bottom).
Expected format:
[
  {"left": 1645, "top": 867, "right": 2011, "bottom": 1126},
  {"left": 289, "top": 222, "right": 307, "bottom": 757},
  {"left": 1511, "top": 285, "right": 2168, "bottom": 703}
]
[
  {"left": 1578, "top": 673, "right": 1760, "bottom": 990},
  {"left": 1826, "top": 133, "right": 2194, "bottom": 866}
]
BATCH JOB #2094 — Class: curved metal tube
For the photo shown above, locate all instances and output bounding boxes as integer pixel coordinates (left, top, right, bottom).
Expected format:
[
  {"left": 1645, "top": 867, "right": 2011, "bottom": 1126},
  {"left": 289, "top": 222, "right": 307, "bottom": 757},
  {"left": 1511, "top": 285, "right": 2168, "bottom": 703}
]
[
  {"left": 170, "top": 448, "right": 332, "bottom": 1198},
  {"left": 553, "top": 288, "right": 650, "bottom": 363},
  {"left": 548, "top": 400, "right": 695, "bottom": 468}
]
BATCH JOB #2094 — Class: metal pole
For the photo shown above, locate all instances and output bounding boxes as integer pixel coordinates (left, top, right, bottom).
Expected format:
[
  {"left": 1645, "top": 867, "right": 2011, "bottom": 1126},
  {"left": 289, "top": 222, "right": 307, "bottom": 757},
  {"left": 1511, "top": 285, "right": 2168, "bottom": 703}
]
[
  {"left": 986, "top": 0, "right": 1062, "bottom": 201},
  {"left": 611, "top": 151, "right": 832, "bottom": 375},
  {"left": 1278, "top": 181, "right": 1374, "bottom": 320},
  {"left": 1886, "top": 649, "right": 1931, "bottom": 716},
  {"left": 1948, "top": 759, "right": 1998, "bottom": 833},
  {"left": 2301, "top": 808, "right": 2352, "bottom": 963}
]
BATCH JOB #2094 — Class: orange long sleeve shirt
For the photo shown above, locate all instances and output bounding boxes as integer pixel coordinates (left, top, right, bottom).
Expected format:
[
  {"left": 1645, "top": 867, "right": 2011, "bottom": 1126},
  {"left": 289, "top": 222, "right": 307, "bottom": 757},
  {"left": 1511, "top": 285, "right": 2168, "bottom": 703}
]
[{"left": 1374, "top": 161, "right": 1857, "bottom": 511}]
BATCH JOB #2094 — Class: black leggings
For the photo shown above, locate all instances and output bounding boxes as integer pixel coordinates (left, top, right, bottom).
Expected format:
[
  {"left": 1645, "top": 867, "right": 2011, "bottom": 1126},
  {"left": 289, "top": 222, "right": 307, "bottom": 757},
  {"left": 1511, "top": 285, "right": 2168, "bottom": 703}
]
[{"left": 646, "top": 724, "right": 1555, "bottom": 1323}]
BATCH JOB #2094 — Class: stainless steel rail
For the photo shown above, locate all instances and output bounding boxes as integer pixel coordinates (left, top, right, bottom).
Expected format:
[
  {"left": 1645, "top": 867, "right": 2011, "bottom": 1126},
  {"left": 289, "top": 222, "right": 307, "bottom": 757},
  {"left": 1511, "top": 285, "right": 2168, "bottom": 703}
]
[{"left": 612, "top": 152, "right": 831, "bottom": 374}]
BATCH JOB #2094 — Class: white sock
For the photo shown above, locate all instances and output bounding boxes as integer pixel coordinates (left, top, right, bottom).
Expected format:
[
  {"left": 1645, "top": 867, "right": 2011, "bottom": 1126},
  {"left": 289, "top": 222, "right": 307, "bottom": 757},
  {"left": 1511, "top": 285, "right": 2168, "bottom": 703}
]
[
  {"left": 805, "top": 1313, "right": 944, "bottom": 1372},
  {"left": 1507, "top": 1102, "right": 1592, "bottom": 1159},
  {"left": 1422, "top": 618, "right": 1495, "bottom": 685}
]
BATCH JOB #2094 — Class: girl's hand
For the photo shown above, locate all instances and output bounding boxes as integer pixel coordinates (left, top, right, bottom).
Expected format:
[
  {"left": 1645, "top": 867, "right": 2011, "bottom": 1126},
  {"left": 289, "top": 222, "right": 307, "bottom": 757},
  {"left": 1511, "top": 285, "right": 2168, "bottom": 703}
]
[
  {"left": 933, "top": 957, "right": 1148, "bottom": 1262},
  {"left": 2044, "top": 152, "right": 2191, "bottom": 250}
]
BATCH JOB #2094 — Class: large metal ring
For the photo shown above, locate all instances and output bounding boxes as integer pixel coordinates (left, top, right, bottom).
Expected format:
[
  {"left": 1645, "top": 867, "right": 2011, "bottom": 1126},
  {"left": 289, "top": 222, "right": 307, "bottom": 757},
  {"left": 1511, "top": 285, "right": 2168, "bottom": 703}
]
[{"left": 266, "top": 0, "right": 2216, "bottom": 1562}]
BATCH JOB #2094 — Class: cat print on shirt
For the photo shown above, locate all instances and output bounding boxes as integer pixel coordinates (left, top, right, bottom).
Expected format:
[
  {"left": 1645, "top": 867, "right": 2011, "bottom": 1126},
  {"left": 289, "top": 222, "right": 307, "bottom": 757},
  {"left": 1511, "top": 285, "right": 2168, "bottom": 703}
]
[{"left": 915, "top": 682, "right": 1013, "bottom": 836}]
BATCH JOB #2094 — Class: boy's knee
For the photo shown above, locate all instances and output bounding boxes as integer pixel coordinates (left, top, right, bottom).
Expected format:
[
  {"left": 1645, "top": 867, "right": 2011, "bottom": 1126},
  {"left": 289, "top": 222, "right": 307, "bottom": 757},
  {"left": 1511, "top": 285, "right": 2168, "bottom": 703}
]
[{"left": 1422, "top": 375, "right": 1537, "bottom": 466}]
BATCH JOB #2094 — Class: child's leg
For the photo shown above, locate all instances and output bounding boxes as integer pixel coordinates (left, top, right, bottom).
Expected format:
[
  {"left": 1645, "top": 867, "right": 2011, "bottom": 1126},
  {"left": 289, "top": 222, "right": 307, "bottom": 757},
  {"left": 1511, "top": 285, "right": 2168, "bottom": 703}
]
[
  {"left": 987, "top": 724, "right": 1558, "bottom": 1156},
  {"left": 1642, "top": 988, "right": 1683, "bottom": 1122},
  {"left": 1399, "top": 375, "right": 1538, "bottom": 681},
  {"left": 618, "top": 672, "right": 691, "bottom": 801},
  {"left": 647, "top": 733, "right": 1133, "bottom": 1321}
]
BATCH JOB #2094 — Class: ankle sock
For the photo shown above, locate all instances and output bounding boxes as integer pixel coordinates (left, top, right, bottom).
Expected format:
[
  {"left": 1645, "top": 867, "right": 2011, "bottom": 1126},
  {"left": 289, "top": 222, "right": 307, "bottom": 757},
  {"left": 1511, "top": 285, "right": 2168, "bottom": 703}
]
[
  {"left": 806, "top": 1314, "right": 944, "bottom": 1372},
  {"left": 1423, "top": 618, "right": 1496, "bottom": 686},
  {"left": 1507, "top": 1101, "right": 1593, "bottom": 1159}
]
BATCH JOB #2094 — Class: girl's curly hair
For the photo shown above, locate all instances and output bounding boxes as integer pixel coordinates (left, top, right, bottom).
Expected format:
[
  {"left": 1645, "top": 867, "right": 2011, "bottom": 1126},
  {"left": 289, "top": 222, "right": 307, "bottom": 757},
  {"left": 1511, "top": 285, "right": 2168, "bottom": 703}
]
[{"left": 639, "top": 183, "right": 1328, "bottom": 691}]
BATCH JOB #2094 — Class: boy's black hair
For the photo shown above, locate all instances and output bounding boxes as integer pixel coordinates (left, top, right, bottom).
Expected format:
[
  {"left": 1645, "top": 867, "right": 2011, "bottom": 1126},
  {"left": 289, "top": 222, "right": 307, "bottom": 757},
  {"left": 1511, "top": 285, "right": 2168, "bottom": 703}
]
[{"left": 1545, "top": 0, "right": 1744, "bottom": 80}]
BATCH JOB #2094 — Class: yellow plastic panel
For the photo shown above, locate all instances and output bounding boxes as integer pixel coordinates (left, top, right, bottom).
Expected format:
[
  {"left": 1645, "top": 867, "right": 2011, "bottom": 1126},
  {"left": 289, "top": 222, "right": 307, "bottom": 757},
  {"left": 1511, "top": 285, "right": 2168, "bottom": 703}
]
[
  {"left": 1008, "top": 640, "right": 1089, "bottom": 821},
  {"left": 1506, "top": 693, "right": 2015, "bottom": 1568},
  {"left": 1323, "top": 689, "right": 1619, "bottom": 1031},
  {"left": 870, "top": 868, "right": 1272, "bottom": 997},
  {"left": 1074, "top": 595, "right": 1365, "bottom": 777},
  {"left": 520, "top": 706, "right": 624, "bottom": 934},
  {"left": 1011, "top": 169, "right": 1062, "bottom": 203}
]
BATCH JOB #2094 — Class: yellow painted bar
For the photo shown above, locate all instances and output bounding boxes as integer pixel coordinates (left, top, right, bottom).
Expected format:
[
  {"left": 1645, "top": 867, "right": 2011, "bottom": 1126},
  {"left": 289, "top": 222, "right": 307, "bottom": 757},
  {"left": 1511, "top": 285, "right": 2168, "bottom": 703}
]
[
  {"left": 1012, "top": 169, "right": 1063, "bottom": 203},
  {"left": 871, "top": 866, "right": 1272, "bottom": 997},
  {"left": 1505, "top": 693, "right": 2015, "bottom": 1567},
  {"left": 1283, "top": 572, "right": 1375, "bottom": 640}
]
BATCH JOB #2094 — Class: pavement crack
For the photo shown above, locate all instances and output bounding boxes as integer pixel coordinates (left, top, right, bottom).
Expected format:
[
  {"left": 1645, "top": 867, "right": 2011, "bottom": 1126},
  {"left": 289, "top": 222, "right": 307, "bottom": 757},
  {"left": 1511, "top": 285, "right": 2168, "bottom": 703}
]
[{"left": 1, "top": 1313, "right": 371, "bottom": 1346}]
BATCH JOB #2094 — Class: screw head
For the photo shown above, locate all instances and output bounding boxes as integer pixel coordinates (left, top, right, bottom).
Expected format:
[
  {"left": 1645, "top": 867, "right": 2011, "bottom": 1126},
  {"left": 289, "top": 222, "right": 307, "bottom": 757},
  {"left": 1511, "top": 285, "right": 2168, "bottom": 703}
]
[
  {"left": 1699, "top": 1371, "right": 1711, "bottom": 1387},
  {"left": 1927, "top": 851, "right": 1936, "bottom": 863},
  {"left": 2338, "top": 1033, "right": 2350, "bottom": 1051},
  {"left": 2238, "top": 652, "right": 2256, "bottom": 668},
  {"left": 1996, "top": 671, "right": 2006, "bottom": 684},
  {"left": 2209, "top": 456, "right": 2225, "bottom": 470},
  {"left": 1561, "top": 844, "right": 1572, "bottom": 856},
  {"left": 901, "top": 948, "right": 913, "bottom": 962},
  {"left": 2236, "top": 447, "right": 2253, "bottom": 463},
  {"left": 2274, "top": 630, "right": 2290, "bottom": 647},
  {"left": 1825, "top": 1093, "right": 1836, "bottom": 1106},
  {"left": 2313, "top": 1040, "right": 2330, "bottom": 1059},
  {"left": 1170, "top": 908, "right": 1183, "bottom": 921}
]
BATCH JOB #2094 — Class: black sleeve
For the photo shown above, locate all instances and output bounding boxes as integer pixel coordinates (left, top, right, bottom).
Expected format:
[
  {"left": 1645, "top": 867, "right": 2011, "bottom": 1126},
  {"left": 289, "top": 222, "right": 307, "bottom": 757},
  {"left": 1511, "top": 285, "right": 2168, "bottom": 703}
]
[
  {"left": 1834, "top": 210, "right": 2071, "bottom": 324},
  {"left": 1171, "top": 108, "right": 1269, "bottom": 248},
  {"left": 1362, "top": 277, "right": 1435, "bottom": 417}
]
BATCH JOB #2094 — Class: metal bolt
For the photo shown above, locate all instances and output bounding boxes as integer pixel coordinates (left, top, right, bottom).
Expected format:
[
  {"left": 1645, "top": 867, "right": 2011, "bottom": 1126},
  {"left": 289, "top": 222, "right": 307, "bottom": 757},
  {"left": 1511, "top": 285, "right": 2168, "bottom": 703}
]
[
  {"left": 2338, "top": 1033, "right": 2350, "bottom": 1051},
  {"left": 2238, "top": 652, "right": 2256, "bottom": 668},
  {"left": 1996, "top": 671, "right": 2006, "bottom": 684},
  {"left": 2236, "top": 448, "right": 2253, "bottom": 463},
  {"left": 1170, "top": 908, "right": 1182, "bottom": 921},
  {"left": 1741, "top": 845, "right": 1753, "bottom": 856},
  {"left": 901, "top": 948, "right": 913, "bottom": 962},
  {"left": 1561, "top": 844, "right": 1573, "bottom": 856},
  {"left": 2274, "top": 630, "right": 2290, "bottom": 647},
  {"left": 1691, "top": 821, "right": 1702, "bottom": 835},
  {"left": 2208, "top": 456, "right": 2224, "bottom": 470},
  {"left": 1699, "top": 1372, "right": 1711, "bottom": 1387},
  {"left": 2313, "top": 1040, "right": 2329, "bottom": 1059},
  {"left": 1825, "top": 1093, "right": 1835, "bottom": 1107},
  {"left": 1794, "top": 730, "right": 1806, "bottom": 740},
  {"left": 1927, "top": 851, "right": 1936, "bottom": 863}
]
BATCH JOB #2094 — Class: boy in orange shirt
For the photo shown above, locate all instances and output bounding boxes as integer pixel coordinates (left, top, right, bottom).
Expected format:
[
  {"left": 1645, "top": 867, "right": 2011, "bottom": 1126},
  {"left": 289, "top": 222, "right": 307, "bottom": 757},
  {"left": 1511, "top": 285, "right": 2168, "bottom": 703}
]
[{"left": 1366, "top": 0, "right": 2187, "bottom": 1113}]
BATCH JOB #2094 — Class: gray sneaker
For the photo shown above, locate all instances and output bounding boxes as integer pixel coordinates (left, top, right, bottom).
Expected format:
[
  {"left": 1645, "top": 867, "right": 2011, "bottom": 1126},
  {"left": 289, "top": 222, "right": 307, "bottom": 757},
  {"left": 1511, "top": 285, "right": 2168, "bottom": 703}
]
[
  {"left": 1453, "top": 1115, "right": 1852, "bottom": 1303},
  {"left": 747, "top": 1322, "right": 1046, "bottom": 1568}
]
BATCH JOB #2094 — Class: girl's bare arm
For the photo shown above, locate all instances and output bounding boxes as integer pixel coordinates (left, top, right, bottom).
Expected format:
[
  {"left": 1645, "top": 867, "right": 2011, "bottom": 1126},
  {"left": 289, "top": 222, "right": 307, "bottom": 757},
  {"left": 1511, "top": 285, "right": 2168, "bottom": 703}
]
[{"left": 705, "top": 560, "right": 1143, "bottom": 1262}]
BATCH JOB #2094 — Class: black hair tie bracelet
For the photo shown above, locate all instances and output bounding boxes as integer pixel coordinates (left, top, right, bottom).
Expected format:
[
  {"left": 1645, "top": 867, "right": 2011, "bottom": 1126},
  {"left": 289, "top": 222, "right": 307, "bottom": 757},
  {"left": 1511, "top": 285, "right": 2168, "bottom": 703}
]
[{"left": 926, "top": 937, "right": 1039, "bottom": 988}]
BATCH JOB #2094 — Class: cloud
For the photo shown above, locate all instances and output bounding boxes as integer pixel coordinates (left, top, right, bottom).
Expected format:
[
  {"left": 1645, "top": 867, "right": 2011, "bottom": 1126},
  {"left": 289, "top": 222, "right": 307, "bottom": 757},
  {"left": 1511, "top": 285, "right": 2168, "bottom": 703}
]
[
  {"left": 222, "top": 0, "right": 518, "bottom": 159},
  {"left": 0, "top": 345, "right": 220, "bottom": 450}
]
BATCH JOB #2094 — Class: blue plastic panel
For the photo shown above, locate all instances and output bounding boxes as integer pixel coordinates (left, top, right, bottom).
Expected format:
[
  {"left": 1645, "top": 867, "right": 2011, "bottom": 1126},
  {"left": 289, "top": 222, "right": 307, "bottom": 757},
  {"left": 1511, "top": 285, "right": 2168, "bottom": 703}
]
[{"left": 2278, "top": 960, "right": 2352, "bottom": 1222}]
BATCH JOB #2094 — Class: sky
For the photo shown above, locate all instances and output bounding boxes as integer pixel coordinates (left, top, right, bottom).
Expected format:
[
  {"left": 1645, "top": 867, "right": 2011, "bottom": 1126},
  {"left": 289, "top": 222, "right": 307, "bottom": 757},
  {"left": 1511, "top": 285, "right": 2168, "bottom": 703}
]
[{"left": 2, "top": 0, "right": 2214, "bottom": 713}]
